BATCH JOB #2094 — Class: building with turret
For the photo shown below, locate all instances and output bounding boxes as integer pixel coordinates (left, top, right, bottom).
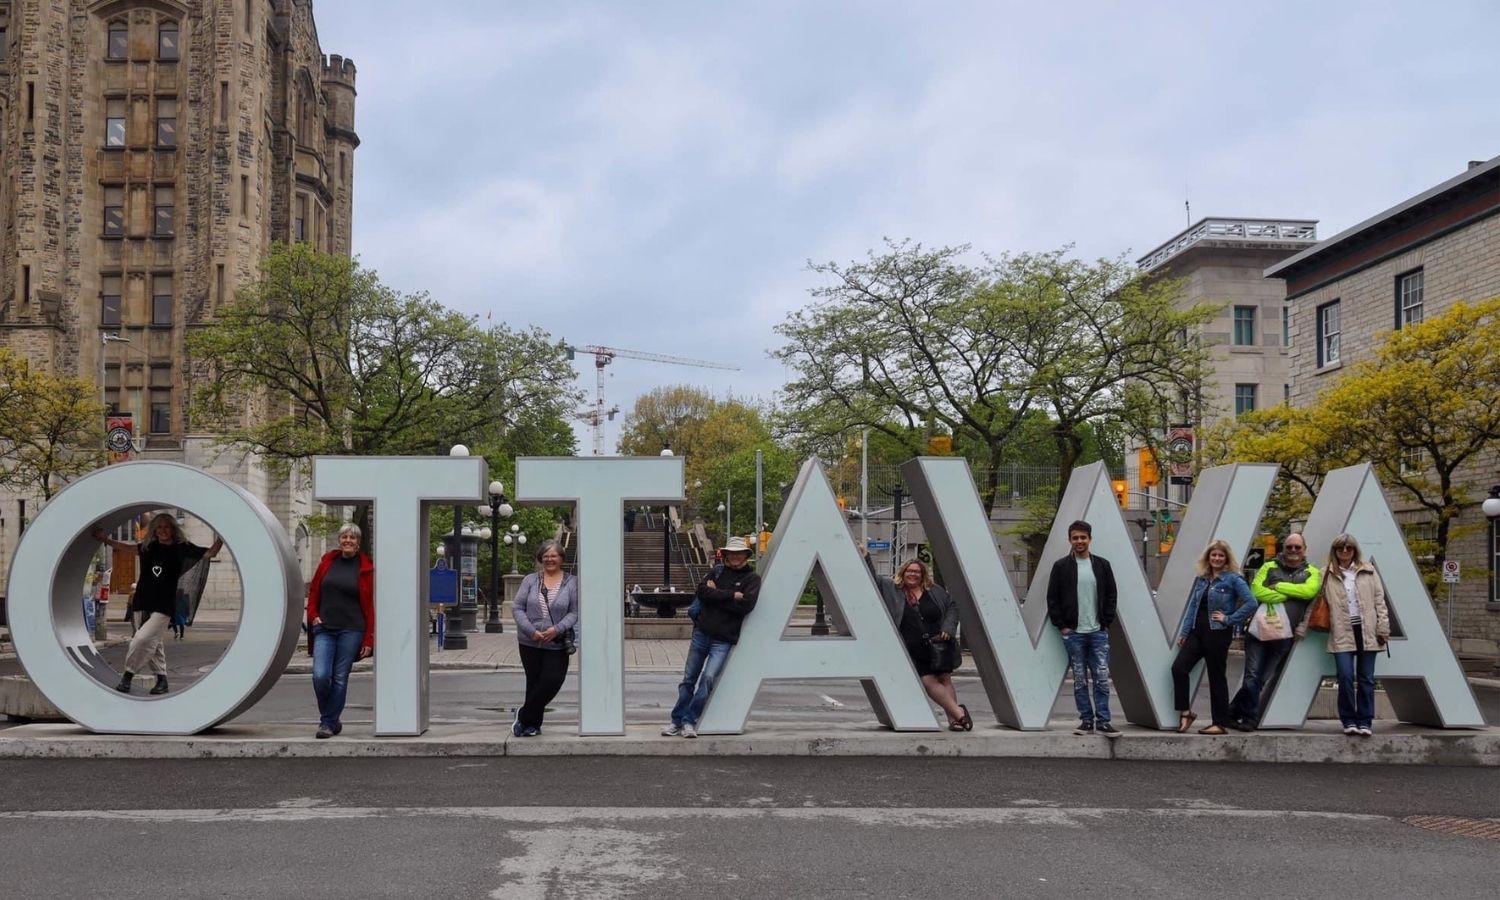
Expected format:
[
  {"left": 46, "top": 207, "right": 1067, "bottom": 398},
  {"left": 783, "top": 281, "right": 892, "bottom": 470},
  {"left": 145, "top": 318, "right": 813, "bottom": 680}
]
[{"left": 0, "top": 1, "right": 358, "bottom": 595}]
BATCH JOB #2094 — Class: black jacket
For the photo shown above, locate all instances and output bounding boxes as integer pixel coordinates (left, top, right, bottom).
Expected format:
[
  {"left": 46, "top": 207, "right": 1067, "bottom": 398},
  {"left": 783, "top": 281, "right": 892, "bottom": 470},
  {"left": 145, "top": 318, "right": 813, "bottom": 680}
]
[
  {"left": 694, "top": 565, "right": 760, "bottom": 644},
  {"left": 1045, "top": 553, "right": 1118, "bottom": 631}
]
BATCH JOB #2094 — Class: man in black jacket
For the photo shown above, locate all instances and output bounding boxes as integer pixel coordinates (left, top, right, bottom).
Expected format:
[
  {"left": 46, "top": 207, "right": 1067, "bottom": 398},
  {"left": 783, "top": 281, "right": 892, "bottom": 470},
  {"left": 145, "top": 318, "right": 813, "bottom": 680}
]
[
  {"left": 1045, "top": 520, "right": 1121, "bottom": 738},
  {"left": 663, "top": 537, "right": 761, "bottom": 738}
]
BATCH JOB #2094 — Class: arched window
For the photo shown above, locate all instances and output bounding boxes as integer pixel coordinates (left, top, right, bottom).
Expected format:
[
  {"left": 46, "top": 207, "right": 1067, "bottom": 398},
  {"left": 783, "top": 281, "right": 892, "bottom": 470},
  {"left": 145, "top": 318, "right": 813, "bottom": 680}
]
[
  {"left": 107, "top": 21, "right": 128, "bottom": 59},
  {"left": 157, "top": 20, "right": 179, "bottom": 61}
]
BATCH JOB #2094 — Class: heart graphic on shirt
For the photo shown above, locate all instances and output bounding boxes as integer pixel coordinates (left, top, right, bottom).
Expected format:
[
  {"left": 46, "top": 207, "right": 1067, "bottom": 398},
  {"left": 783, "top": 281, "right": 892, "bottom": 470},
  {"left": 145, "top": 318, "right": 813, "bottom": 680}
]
[{"left": 151, "top": 566, "right": 163, "bottom": 578}]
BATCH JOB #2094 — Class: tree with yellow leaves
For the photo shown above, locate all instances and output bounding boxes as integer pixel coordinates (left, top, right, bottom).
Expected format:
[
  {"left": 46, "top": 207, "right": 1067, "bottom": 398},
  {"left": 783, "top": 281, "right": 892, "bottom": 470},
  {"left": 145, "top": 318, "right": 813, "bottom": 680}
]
[{"left": 0, "top": 348, "right": 105, "bottom": 501}]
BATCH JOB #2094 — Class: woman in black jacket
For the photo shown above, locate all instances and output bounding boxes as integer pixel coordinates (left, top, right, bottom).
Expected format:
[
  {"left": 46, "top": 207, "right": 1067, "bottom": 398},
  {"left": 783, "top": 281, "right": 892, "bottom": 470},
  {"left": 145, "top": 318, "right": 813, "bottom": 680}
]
[{"left": 877, "top": 558, "right": 969, "bottom": 731}]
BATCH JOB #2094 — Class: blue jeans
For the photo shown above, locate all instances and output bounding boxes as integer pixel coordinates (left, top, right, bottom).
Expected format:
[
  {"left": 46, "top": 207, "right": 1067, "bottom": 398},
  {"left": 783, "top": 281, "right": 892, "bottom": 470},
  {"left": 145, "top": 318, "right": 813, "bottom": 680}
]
[
  {"left": 1062, "top": 630, "right": 1112, "bottom": 725},
  {"left": 1229, "top": 635, "right": 1292, "bottom": 725},
  {"left": 1334, "top": 650, "right": 1378, "bottom": 729},
  {"left": 311, "top": 625, "right": 364, "bottom": 730},
  {"left": 671, "top": 628, "right": 733, "bottom": 727}
]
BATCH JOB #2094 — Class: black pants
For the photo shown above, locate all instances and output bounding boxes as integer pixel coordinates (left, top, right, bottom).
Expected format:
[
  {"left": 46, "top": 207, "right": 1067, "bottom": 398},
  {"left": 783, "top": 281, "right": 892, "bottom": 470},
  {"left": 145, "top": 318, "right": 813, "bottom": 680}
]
[
  {"left": 1172, "top": 629, "right": 1233, "bottom": 726},
  {"left": 518, "top": 644, "right": 570, "bottom": 729}
]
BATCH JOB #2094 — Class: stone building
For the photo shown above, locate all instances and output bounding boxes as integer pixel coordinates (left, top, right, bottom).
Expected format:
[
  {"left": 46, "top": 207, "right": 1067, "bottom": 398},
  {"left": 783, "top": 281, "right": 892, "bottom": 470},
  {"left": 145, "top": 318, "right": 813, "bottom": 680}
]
[
  {"left": 1266, "top": 155, "right": 1500, "bottom": 656},
  {"left": 0, "top": 0, "right": 357, "bottom": 599},
  {"left": 1125, "top": 218, "right": 1319, "bottom": 506}
]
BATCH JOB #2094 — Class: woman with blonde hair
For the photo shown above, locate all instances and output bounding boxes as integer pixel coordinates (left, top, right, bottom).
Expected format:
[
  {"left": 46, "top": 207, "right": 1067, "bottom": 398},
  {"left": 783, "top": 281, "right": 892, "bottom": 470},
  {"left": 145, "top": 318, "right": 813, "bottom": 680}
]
[
  {"left": 92, "top": 513, "right": 222, "bottom": 696},
  {"left": 1170, "top": 539, "right": 1257, "bottom": 734},
  {"left": 1297, "top": 534, "right": 1390, "bottom": 736},
  {"left": 875, "top": 557, "right": 968, "bottom": 731}
]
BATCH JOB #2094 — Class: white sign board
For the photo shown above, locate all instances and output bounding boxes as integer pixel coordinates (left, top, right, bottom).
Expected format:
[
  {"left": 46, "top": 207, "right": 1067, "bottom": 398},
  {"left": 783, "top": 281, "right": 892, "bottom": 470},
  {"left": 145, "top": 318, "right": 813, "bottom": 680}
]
[{"left": 1441, "top": 559, "right": 1461, "bottom": 584}]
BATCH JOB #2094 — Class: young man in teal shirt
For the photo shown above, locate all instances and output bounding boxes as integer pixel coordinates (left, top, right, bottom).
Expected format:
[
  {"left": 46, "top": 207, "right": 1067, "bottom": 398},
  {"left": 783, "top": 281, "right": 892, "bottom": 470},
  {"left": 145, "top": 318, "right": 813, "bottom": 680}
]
[{"left": 1046, "top": 520, "right": 1120, "bottom": 737}]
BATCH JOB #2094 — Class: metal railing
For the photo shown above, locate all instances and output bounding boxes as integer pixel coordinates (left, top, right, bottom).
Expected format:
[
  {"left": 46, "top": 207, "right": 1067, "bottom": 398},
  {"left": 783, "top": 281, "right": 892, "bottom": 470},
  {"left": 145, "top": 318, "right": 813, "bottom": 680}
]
[{"left": 1138, "top": 218, "right": 1318, "bottom": 271}]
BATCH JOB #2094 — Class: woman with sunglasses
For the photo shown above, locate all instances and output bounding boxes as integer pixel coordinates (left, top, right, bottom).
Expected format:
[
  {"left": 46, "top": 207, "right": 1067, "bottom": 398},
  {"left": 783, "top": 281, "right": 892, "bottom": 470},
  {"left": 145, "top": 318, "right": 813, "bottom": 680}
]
[{"left": 1297, "top": 534, "right": 1390, "bottom": 736}]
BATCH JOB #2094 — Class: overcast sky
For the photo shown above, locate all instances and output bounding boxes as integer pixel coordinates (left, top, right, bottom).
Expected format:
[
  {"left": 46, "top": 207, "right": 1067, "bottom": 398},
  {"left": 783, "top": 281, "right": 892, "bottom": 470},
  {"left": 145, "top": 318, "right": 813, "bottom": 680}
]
[{"left": 314, "top": 0, "right": 1500, "bottom": 453}]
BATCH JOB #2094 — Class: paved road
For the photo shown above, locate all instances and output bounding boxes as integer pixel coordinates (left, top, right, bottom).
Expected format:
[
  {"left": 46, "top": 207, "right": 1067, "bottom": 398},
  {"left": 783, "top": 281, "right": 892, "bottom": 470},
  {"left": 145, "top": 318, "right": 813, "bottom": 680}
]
[{"left": 0, "top": 756, "right": 1494, "bottom": 898}]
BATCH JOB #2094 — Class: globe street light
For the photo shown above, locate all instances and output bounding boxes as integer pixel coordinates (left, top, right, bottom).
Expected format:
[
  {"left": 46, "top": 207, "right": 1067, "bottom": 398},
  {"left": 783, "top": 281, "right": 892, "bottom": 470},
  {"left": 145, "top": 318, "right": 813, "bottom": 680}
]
[
  {"left": 503, "top": 523, "right": 527, "bottom": 575},
  {"left": 482, "top": 479, "right": 512, "bottom": 633}
]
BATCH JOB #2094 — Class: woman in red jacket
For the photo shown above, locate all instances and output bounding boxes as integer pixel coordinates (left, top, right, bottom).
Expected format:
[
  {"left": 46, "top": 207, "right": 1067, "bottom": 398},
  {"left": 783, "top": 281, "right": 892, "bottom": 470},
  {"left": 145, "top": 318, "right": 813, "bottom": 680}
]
[{"left": 306, "top": 523, "right": 374, "bottom": 739}]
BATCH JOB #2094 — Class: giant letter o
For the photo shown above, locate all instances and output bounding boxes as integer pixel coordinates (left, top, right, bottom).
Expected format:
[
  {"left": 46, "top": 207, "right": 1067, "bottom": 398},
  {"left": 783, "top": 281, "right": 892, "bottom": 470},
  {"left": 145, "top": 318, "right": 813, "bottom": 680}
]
[{"left": 6, "top": 462, "right": 302, "bottom": 734}]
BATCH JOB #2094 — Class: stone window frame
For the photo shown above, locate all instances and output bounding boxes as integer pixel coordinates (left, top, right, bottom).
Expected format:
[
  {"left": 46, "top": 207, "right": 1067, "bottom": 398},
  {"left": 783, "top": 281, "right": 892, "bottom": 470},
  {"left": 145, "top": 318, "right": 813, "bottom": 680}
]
[
  {"left": 103, "top": 186, "right": 126, "bottom": 237},
  {"left": 150, "top": 272, "right": 173, "bottom": 326},
  {"left": 104, "top": 96, "right": 127, "bottom": 148},
  {"left": 153, "top": 185, "right": 174, "bottom": 236},
  {"left": 100, "top": 273, "right": 124, "bottom": 327},
  {"left": 106, "top": 19, "right": 128, "bottom": 60},
  {"left": 1233, "top": 383, "right": 1257, "bottom": 417},
  {"left": 155, "top": 95, "right": 177, "bottom": 147},
  {"left": 1316, "top": 299, "right": 1341, "bottom": 368},
  {"left": 1232, "top": 305, "right": 1256, "bottom": 346},
  {"left": 1396, "top": 267, "right": 1424, "bottom": 329},
  {"left": 156, "top": 19, "right": 179, "bottom": 61},
  {"left": 148, "top": 365, "right": 172, "bottom": 434}
]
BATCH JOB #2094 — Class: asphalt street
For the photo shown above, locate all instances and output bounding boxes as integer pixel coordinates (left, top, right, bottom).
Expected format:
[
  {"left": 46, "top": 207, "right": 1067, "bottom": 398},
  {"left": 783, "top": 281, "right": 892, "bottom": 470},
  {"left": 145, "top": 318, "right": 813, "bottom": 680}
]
[{"left": 0, "top": 756, "right": 1495, "bottom": 898}]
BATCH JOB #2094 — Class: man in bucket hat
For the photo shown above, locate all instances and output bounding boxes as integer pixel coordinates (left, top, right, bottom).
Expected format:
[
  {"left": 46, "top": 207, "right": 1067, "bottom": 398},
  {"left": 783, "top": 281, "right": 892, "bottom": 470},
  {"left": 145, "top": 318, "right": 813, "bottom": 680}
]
[{"left": 663, "top": 536, "right": 761, "bottom": 738}]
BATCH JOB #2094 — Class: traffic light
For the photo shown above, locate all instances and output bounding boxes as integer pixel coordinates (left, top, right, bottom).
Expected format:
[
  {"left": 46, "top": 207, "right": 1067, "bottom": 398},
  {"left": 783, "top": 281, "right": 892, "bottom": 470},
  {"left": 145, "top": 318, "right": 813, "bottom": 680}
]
[
  {"left": 1112, "top": 479, "right": 1129, "bottom": 509},
  {"left": 1138, "top": 449, "right": 1159, "bottom": 487}
]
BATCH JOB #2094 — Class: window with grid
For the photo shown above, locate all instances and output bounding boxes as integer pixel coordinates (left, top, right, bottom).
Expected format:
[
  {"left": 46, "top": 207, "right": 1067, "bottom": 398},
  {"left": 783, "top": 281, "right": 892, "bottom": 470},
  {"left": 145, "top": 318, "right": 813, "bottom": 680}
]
[
  {"left": 103, "top": 187, "right": 125, "bottom": 236},
  {"left": 104, "top": 364, "right": 121, "bottom": 414},
  {"left": 157, "top": 21, "right": 179, "bottom": 61},
  {"left": 100, "top": 275, "right": 122, "bottom": 326},
  {"left": 294, "top": 194, "right": 307, "bottom": 242},
  {"left": 1234, "top": 384, "right": 1257, "bottom": 416},
  {"left": 1317, "top": 301, "right": 1340, "bottom": 366},
  {"left": 156, "top": 97, "right": 176, "bottom": 147},
  {"left": 1398, "top": 447, "right": 1423, "bottom": 475},
  {"left": 151, "top": 274, "right": 173, "bottom": 326},
  {"left": 1232, "top": 306, "right": 1256, "bottom": 346},
  {"left": 154, "top": 187, "right": 174, "bottom": 236},
  {"left": 1398, "top": 269, "right": 1424, "bottom": 327},
  {"left": 105, "top": 98, "right": 126, "bottom": 147},
  {"left": 107, "top": 21, "right": 128, "bottom": 60},
  {"left": 149, "top": 367, "right": 172, "bottom": 434}
]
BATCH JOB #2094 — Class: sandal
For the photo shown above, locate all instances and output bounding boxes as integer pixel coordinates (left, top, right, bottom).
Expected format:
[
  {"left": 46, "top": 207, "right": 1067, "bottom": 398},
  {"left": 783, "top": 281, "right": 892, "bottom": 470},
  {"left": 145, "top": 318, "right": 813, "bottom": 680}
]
[
  {"left": 1177, "top": 712, "right": 1197, "bottom": 734},
  {"left": 948, "top": 720, "right": 966, "bottom": 732},
  {"left": 1198, "top": 724, "right": 1228, "bottom": 735},
  {"left": 958, "top": 704, "right": 973, "bottom": 732}
]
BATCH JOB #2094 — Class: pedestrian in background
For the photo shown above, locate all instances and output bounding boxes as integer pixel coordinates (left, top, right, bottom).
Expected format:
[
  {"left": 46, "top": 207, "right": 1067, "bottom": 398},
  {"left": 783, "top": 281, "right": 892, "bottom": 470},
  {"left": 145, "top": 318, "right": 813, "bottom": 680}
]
[
  {"left": 1171, "top": 539, "right": 1257, "bottom": 734},
  {"left": 871, "top": 554, "right": 968, "bottom": 730},
  {"left": 92, "top": 513, "right": 222, "bottom": 696},
  {"left": 306, "top": 523, "right": 374, "bottom": 739},
  {"left": 1297, "top": 534, "right": 1390, "bottom": 736},
  {"left": 1046, "top": 520, "right": 1121, "bottom": 738},
  {"left": 512, "top": 540, "right": 578, "bottom": 737}
]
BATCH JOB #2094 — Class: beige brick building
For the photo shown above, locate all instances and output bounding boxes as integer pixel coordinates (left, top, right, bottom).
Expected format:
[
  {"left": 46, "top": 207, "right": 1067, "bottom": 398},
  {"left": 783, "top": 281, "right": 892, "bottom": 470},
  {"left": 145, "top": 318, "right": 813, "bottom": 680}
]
[
  {"left": 1126, "top": 218, "right": 1319, "bottom": 506},
  {"left": 0, "top": 0, "right": 357, "bottom": 599},
  {"left": 1267, "top": 155, "right": 1500, "bottom": 656}
]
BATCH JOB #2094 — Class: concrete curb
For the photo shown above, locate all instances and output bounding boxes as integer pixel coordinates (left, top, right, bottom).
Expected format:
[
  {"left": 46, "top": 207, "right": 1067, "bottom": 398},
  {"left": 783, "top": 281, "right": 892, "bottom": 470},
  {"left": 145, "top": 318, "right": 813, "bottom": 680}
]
[{"left": 1, "top": 722, "right": 1494, "bottom": 765}]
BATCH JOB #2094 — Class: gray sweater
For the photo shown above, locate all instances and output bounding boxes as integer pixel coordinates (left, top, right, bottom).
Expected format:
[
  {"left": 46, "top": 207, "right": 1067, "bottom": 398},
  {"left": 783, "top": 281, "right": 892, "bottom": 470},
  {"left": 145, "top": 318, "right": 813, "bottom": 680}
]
[{"left": 512, "top": 571, "right": 579, "bottom": 650}]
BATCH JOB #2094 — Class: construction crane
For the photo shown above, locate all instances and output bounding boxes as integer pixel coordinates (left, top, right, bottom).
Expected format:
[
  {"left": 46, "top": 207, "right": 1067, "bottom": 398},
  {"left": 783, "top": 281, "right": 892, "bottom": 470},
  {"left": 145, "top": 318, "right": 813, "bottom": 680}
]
[{"left": 566, "top": 345, "right": 740, "bottom": 455}]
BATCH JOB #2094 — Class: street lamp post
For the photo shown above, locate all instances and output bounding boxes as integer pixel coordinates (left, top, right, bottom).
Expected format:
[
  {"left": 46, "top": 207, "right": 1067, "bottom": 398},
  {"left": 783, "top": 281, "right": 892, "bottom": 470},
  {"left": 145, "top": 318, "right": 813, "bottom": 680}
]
[
  {"left": 503, "top": 524, "right": 526, "bottom": 574},
  {"left": 661, "top": 447, "right": 674, "bottom": 590},
  {"left": 1484, "top": 486, "right": 1500, "bottom": 611},
  {"left": 480, "top": 480, "right": 512, "bottom": 633},
  {"left": 444, "top": 444, "right": 470, "bottom": 650}
]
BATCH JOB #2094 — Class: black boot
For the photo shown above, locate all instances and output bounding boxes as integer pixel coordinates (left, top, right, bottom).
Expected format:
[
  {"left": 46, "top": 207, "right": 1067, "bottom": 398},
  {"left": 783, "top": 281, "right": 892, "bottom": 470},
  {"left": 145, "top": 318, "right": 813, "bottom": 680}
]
[
  {"left": 114, "top": 672, "right": 133, "bottom": 693},
  {"left": 149, "top": 675, "right": 169, "bottom": 695}
]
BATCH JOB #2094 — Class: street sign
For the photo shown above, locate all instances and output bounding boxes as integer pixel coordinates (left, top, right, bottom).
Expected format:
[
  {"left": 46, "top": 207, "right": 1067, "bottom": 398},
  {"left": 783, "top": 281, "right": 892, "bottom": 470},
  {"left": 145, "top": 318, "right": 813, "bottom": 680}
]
[
  {"left": 1441, "top": 560, "right": 1461, "bottom": 584},
  {"left": 429, "top": 563, "right": 458, "bottom": 605},
  {"left": 866, "top": 540, "right": 891, "bottom": 551}
]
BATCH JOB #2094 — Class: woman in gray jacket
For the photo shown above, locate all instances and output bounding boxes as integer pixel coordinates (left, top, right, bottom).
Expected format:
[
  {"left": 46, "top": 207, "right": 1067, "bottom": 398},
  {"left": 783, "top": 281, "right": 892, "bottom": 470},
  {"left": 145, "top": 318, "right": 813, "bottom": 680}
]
[
  {"left": 510, "top": 540, "right": 578, "bottom": 737},
  {"left": 874, "top": 557, "right": 968, "bottom": 730}
]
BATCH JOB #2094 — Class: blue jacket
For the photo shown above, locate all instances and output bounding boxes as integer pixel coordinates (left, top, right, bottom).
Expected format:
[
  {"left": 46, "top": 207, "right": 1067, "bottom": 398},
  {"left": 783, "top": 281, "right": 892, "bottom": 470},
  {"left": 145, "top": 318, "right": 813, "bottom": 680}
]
[
  {"left": 512, "top": 572, "right": 579, "bottom": 650},
  {"left": 1177, "top": 572, "right": 1257, "bottom": 638}
]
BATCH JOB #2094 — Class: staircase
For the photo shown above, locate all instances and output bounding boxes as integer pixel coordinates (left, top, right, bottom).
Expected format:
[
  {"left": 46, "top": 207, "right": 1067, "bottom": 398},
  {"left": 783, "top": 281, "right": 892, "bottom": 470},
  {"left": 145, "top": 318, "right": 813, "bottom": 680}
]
[{"left": 557, "top": 519, "right": 703, "bottom": 592}]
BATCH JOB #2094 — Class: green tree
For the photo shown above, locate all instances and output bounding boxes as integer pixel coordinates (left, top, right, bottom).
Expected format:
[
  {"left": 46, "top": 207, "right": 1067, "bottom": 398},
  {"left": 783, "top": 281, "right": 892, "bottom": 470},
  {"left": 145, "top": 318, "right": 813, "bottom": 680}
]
[
  {"left": 0, "top": 349, "right": 105, "bottom": 501},
  {"left": 616, "top": 385, "right": 718, "bottom": 459}
]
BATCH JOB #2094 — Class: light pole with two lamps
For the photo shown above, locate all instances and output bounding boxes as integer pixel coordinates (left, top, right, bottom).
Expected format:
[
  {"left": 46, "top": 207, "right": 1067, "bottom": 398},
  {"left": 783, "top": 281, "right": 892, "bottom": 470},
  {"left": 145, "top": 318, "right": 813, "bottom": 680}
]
[
  {"left": 478, "top": 480, "right": 511, "bottom": 633},
  {"left": 503, "top": 524, "right": 527, "bottom": 573}
]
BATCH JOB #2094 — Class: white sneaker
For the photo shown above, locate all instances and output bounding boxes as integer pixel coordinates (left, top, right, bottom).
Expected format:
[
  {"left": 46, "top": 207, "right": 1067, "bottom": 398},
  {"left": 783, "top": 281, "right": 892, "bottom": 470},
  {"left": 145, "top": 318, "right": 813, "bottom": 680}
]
[
  {"left": 1357, "top": 726, "right": 1373, "bottom": 737},
  {"left": 661, "top": 723, "right": 683, "bottom": 737},
  {"left": 1343, "top": 725, "right": 1358, "bottom": 736},
  {"left": 682, "top": 723, "right": 698, "bottom": 738}
]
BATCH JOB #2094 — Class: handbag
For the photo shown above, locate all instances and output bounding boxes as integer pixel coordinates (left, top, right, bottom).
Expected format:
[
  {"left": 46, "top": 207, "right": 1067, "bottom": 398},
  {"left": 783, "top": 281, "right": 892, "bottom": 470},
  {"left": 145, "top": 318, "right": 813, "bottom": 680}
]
[
  {"left": 926, "top": 635, "right": 961, "bottom": 673},
  {"left": 541, "top": 582, "right": 576, "bottom": 655},
  {"left": 1249, "top": 602, "right": 1294, "bottom": 641},
  {"left": 1305, "top": 595, "right": 1331, "bottom": 632}
]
